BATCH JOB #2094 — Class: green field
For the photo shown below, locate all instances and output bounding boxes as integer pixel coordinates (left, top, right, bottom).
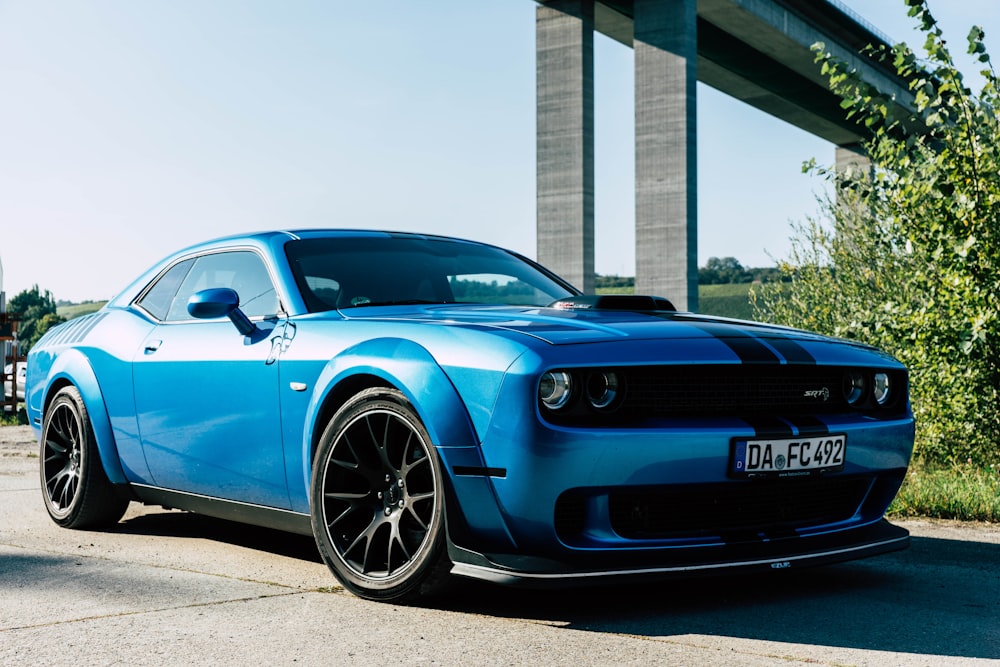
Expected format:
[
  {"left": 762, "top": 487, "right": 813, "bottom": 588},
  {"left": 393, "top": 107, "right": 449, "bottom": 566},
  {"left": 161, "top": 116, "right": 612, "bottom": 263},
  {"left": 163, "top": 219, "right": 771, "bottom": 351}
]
[
  {"left": 57, "top": 302, "right": 106, "bottom": 320},
  {"left": 597, "top": 282, "right": 759, "bottom": 320},
  {"left": 697, "top": 283, "right": 757, "bottom": 320}
]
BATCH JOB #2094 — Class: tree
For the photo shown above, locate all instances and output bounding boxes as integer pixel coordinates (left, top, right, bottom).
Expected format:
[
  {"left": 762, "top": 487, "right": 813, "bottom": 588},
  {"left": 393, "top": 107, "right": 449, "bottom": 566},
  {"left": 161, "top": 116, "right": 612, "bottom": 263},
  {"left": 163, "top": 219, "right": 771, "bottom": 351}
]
[
  {"left": 753, "top": 0, "right": 1000, "bottom": 465},
  {"left": 699, "top": 257, "right": 750, "bottom": 284},
  {"left": 8, "top": 285, "right": 66, "bottom": 352}
]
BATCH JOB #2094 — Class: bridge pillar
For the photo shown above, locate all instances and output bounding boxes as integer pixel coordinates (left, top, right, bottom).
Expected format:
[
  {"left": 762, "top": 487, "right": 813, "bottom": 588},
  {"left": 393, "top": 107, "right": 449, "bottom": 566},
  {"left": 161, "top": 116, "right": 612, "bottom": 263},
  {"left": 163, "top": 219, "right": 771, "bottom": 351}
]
[
  {"left": 835, "top": 142, "right": 871, "bottom": 176},
  {"left": 634, "top": 0, "right": 698, "bottom": 311},
  {"left": 536, "top": 0, "right": 595, "bottom": 293}
]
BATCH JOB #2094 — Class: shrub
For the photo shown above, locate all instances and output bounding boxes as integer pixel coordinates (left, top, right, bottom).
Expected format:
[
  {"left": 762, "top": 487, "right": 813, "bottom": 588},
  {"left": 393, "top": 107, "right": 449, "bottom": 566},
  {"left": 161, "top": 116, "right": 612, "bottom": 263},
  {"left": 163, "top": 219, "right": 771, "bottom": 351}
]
[{"left": 754, "top": 0, "right": 1000, "bottom": 466}]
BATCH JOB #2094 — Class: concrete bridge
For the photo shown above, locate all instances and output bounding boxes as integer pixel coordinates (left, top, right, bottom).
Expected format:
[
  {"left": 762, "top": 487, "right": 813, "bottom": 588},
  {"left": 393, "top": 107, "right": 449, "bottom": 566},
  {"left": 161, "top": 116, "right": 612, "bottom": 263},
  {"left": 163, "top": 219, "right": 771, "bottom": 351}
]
[{"left": 534, "top": 0, "right": 913, "bottom": 310}]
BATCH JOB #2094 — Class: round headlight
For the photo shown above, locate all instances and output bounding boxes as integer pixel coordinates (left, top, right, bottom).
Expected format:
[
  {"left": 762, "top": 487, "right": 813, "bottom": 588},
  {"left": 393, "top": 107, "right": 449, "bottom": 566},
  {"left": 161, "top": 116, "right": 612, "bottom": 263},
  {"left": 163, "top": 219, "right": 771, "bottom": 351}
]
[
  {"left": 586, "top": 371, "right": 621, "bottom": 410},
  {"left": 873, "top": 372, "right": 891, "bottom": 405},
  {"left": 843, "top": 371, "right": 866, "bottom": 406},
  {"left": 539, "top": 371, "right": 573, "bottom": 410}
]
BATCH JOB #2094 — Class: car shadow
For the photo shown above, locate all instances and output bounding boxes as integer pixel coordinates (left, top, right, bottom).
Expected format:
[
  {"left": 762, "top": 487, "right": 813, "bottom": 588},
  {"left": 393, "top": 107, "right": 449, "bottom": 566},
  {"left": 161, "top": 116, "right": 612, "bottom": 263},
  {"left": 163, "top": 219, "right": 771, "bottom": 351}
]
[
  {"left": 100, "top": 512, "right": 999, "bottom": 660},
  {"left": 432, "top": 535, "right": 999, "bottom": 660},
  {"left": 113, "top": 510, "right": 323, "bottom": 564}
]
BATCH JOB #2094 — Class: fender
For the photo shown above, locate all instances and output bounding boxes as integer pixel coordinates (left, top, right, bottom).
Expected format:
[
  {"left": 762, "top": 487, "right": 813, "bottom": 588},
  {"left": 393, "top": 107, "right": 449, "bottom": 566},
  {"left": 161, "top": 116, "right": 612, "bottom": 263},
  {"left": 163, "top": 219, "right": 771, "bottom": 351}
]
[
  {"left": 296, "top": 338, "right": 520, "bottom": 552},
  {"left": 304, "top": 338, "right": 480, "bottom": 462},
  {"left": 42, "top": 349, "right": 129, "bottom": 486}
]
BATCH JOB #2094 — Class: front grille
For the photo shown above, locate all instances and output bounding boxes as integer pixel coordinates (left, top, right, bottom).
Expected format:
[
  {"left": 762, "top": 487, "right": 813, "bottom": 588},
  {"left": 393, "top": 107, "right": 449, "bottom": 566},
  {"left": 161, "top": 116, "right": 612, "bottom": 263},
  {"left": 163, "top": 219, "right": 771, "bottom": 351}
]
[
  {"left": 621, "top": 366, "right": 849, "bottom": 417},
  {"left": 609, "top": 476, "right": 871, "bottom": 539},
  {"left": 554, "top": 476, "right": 873, "bottom": 542},
  {"left": 540, "top": 365, "right": 909, "bottom": 426}
]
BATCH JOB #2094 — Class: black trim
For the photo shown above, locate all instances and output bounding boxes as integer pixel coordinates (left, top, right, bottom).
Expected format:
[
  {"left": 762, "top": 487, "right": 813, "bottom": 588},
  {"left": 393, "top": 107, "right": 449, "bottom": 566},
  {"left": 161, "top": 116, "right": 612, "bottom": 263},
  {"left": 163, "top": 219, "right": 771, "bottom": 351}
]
[
  {"left": 453, "top": 466, "right": 507, "bottom": 478},
  {"left": 131, "top": 484, "right": 313, "bottom": 536},
  {"left": 447, "top": 519, "right": 909, "bottom": 587}
]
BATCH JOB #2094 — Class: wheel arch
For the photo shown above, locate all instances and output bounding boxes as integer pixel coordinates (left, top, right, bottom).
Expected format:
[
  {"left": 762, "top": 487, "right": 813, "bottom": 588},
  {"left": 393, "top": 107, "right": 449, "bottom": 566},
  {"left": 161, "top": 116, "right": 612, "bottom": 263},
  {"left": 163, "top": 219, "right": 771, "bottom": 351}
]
[
  {"left": 299, "top": 339, "right": 498, "bottom": 555},
  {"left": 41, "top": 350, "right": 129, "bottom": 486},
  {"left": 304, "top": 338, "right": 483, "bottom": 473}
]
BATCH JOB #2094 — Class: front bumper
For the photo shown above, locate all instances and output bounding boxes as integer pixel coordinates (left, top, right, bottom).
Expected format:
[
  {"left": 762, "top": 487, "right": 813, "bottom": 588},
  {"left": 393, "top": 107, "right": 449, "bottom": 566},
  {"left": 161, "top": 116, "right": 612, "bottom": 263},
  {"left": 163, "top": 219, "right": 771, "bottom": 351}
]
[{"left": 447, "top": 518, "right": 909, "bottom": 587}]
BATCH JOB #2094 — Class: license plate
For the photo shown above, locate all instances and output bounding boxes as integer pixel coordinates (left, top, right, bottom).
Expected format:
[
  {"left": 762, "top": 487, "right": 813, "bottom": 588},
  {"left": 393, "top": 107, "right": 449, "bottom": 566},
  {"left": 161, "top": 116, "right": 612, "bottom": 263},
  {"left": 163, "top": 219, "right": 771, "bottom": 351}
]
[{"left": 731, "top": 435, "right": 846, "bottom": 477}]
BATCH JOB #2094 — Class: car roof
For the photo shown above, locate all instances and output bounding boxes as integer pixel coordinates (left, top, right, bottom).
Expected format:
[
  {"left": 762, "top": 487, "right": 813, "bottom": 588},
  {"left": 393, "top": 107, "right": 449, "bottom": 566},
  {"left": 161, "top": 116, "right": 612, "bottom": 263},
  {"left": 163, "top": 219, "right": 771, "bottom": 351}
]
[{"left": 104, "top": 230, "right": 526, "bottom": 312}]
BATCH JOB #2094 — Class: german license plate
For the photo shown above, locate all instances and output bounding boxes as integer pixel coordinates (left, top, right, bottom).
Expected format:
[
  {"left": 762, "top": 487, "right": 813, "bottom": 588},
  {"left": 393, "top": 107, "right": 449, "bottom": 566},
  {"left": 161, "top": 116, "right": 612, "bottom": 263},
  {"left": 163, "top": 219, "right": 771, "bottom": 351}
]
[{"left": 731, "top": 435, "right": 846, "bottom": 477}]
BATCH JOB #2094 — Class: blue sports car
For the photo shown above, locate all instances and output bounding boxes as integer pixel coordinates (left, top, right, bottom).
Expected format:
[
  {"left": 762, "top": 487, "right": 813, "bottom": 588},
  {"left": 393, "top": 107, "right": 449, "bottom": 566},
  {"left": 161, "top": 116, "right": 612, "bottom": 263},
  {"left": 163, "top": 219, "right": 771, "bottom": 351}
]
[{"left": 27, "top": 230, "right": 914, "bottom": 602}]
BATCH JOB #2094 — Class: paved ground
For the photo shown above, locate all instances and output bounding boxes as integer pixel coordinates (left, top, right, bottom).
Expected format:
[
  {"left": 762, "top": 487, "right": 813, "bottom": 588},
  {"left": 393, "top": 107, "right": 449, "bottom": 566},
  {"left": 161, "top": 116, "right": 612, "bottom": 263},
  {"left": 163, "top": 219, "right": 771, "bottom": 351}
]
[{"left": 2, "top": 425, "right": 998, "bottom": 666}]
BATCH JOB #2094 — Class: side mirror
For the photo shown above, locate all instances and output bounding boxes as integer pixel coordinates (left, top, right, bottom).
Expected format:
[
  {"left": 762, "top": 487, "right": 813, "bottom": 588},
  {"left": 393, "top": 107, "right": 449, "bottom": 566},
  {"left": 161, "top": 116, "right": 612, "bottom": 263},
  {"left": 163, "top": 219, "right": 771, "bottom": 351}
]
[{"left": 188, "top": 288, "right": 257, "bottom": 336}]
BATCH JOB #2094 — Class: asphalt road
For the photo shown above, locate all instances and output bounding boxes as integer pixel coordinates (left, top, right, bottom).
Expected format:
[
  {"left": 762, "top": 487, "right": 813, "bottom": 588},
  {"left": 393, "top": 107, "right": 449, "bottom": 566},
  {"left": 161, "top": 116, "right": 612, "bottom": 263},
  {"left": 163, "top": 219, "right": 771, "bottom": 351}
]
[{"left": 2, "top": 425, "right": 998, "bottom": 666}]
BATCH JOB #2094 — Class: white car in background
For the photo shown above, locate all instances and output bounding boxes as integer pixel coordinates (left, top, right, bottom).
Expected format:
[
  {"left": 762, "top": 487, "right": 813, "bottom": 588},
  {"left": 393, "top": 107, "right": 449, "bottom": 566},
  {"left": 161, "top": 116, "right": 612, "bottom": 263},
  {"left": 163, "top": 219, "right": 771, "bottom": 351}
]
[{"left": 3, "top": 361, "right": 26, "bottom": 403}]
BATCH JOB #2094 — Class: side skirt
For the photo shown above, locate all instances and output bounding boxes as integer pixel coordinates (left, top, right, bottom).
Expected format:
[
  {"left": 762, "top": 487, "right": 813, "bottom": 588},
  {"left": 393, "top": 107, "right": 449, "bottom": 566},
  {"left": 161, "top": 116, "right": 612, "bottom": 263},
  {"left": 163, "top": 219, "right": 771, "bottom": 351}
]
[{"left": 131, "top": 484, "right": 313, "bottom": 537}]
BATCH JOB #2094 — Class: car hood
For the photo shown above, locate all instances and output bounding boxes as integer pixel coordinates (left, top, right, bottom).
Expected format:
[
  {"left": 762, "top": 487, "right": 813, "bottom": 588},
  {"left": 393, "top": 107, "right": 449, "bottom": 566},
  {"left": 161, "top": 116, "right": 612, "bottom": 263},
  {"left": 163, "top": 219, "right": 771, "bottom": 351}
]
[{"left": 338, "top": 304, "right": 856, "bottom": 348}]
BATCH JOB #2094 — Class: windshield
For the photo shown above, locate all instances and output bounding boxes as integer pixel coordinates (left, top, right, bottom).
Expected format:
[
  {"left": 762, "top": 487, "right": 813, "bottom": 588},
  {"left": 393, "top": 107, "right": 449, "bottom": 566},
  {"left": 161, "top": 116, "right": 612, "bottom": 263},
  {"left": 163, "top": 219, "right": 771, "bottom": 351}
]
[{"left": 285, "top": 235, "right": 578, "bottom": 312}]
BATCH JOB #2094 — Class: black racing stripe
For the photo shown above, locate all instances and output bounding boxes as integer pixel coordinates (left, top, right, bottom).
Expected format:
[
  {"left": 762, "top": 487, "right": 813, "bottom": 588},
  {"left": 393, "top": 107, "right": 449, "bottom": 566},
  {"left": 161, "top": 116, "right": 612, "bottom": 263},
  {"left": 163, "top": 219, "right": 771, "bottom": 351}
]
[
  {"left": 685, "top": 322, "right": 781, "bottom": 364},
  {"left": 743, "top": 416, "right": 795, "bottom": 439},
  {"left": 763, "top": 336, "right": 816, "bottom": 365},
  {"left": 782, "top": 415, "right": 830, "bottom": 437}
]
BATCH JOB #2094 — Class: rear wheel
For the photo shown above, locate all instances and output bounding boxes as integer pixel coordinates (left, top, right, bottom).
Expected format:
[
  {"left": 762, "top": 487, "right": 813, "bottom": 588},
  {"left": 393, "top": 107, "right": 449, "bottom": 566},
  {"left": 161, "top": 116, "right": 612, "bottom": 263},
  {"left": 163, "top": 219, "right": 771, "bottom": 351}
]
[
  {"left": 311, "top": 387, "right": 450, "bottom": 602},
  {"left": 40, "top": 386, "right": 129, "bottom": 528}
]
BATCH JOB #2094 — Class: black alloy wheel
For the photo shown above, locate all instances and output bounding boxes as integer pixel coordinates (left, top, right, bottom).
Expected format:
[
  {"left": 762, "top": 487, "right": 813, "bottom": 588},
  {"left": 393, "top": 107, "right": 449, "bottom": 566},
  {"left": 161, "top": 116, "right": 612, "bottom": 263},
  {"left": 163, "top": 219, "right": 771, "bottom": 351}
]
[
  {"left": 311, "top": 387, "right": 449, "bottom": 602},
  {"left": 40, "top": 386, "right": 129, "bottom": 528}
]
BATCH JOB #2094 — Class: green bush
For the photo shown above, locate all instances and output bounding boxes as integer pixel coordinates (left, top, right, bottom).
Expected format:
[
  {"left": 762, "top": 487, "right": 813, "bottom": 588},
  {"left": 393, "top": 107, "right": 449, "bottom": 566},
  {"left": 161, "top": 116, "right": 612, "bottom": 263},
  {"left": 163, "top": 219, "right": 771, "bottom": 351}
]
[{"left": 754, "top": 1, "right": 1000, "bottom": 466}]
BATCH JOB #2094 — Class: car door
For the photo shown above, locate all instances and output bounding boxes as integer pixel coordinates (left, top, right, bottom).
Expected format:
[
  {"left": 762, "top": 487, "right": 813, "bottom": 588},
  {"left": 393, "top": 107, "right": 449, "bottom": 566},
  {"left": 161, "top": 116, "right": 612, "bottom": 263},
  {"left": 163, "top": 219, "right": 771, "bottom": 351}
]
[{"left": 131, "top": 249, "right": 291, "bottom": 509}]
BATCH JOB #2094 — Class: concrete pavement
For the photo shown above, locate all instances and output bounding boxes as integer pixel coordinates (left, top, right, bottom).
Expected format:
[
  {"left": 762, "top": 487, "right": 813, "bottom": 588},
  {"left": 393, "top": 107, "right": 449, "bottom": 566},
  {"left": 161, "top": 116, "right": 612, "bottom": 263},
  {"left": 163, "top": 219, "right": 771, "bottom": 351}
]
[{"left": 2, "top": 425, "right": 998, "bottom": 666}]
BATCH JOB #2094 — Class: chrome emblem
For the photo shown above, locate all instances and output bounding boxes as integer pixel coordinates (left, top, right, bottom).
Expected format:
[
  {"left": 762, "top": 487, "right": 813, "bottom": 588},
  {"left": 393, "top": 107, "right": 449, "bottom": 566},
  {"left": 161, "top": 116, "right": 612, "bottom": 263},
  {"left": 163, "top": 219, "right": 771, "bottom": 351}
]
[{"left": 803, "top": 387, "right": 830, "bottom": 401}]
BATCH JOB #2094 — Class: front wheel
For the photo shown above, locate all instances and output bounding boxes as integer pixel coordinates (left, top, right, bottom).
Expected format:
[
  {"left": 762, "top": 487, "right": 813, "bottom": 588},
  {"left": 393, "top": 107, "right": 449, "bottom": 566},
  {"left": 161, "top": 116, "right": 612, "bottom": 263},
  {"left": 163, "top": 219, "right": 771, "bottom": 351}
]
[
  {"left": 40, "top": 386, "right": 129, "bottom": 528},
  {"left": 311, "top": 387, "right": 450, "bottom": 602}
]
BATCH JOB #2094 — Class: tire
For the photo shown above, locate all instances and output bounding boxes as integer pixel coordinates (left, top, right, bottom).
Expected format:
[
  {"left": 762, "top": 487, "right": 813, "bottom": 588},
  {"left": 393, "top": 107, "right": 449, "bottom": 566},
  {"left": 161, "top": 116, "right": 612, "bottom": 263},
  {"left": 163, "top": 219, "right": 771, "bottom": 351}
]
[
  {"left": 40, "top": 386, "right": 129, "bottom": 529},
  {"left": 311, "top": 387, "right": 450, "bottom": 602}
]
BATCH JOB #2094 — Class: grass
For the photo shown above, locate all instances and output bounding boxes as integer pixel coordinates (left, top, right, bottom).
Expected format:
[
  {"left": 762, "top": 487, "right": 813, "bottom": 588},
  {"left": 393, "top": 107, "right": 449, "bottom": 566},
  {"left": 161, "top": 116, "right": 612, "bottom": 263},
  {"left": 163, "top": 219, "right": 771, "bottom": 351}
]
[
  {"left": 888, "top": 460, "right": 1000, "bottom": 522},
  {"left": 0, "top": 408, "right": 26, "bottom": 426},
  {"left": 596, "top": 283, "right": 759, "bottom": 320},
  {"left": 697, "top": 283, "right": 756, "bottom": 320}
]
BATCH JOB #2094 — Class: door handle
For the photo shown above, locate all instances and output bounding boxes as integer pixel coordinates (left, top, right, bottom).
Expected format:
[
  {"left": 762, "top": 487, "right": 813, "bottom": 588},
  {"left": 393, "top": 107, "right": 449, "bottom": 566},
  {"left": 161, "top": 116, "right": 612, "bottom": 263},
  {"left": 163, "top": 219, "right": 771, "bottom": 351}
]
[{"left": 144, "top": 340, "right": 162, "bottom": 354}]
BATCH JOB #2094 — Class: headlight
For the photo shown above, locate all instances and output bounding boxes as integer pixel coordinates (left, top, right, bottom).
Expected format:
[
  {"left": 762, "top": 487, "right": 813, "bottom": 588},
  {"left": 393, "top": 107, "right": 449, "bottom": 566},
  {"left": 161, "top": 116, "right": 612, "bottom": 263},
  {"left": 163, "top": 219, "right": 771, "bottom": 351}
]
[
  {"left": 873, "top": 372, "right": 891, "bottom": 405},
  {"left": 843, "top": 371, "right": 866, "bottom": 406},
  {"left": 539, "top": 371, "right": 573, "bottom": 410},
  {"left": 586, "top": 371, "right": 621, "bottom": 410}
]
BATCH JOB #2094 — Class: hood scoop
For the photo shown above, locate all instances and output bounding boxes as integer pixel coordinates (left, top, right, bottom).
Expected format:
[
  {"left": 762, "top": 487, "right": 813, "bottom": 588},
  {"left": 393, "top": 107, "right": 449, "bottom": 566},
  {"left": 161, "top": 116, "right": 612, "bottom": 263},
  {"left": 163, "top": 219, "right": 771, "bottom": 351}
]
[{"left": 548, "top": 294, "right": 677, "bottom": 312}]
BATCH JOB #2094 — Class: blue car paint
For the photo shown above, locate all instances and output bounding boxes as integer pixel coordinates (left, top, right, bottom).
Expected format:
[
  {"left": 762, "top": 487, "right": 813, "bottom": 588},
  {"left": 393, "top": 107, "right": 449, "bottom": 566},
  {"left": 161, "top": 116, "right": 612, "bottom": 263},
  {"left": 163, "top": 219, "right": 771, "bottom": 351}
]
[
  {"left": 132, "top": 319, "right": 290, "bottom": 508},
  {"left": 288, "top": 335, "right": 489, "bottom": 514},
  {"left": 28, "top": 229, "right": 916, "bottom": 585},
  {"left": 31, "top": 348, "right": 132, "bottom": 486}
]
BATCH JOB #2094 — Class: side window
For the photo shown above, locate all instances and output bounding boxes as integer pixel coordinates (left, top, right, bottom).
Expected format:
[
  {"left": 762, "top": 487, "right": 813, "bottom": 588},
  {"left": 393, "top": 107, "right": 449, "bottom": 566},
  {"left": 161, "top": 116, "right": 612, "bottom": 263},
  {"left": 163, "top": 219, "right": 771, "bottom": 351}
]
[
  {"left": 164, "top": 251, "right": 279, "bottom": 321},
  {"left": 135, "top": 259, "right": 195, "bottom": 321}
]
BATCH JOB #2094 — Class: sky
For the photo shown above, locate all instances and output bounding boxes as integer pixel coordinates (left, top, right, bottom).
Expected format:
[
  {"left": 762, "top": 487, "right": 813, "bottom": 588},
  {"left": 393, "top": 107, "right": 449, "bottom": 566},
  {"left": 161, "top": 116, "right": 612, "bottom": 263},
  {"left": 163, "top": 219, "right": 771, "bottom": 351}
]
[{"left": 0, "top": 1, "right": 996, "bottom": 303}]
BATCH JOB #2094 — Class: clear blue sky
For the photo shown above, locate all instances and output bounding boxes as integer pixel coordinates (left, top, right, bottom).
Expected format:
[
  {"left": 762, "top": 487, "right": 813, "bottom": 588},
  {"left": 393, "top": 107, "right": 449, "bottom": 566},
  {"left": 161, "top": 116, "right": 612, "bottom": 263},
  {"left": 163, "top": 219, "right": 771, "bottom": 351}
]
[{"left": 0, "top": 1, "right": 996, "bottom": 302}]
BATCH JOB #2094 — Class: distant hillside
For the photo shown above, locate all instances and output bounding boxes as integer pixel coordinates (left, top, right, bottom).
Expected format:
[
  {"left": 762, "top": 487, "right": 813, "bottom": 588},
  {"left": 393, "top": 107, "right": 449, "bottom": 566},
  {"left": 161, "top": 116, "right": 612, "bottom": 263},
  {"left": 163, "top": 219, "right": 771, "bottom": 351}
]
[
  {"left": 597, "top": 283, "right": 759, "bottom": 320},
  {"left": 698, "top": 283, "right": 755, "bottom": 320},
  {"left": 57, "top": 301, "right": 106, "bottom": 320}
]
